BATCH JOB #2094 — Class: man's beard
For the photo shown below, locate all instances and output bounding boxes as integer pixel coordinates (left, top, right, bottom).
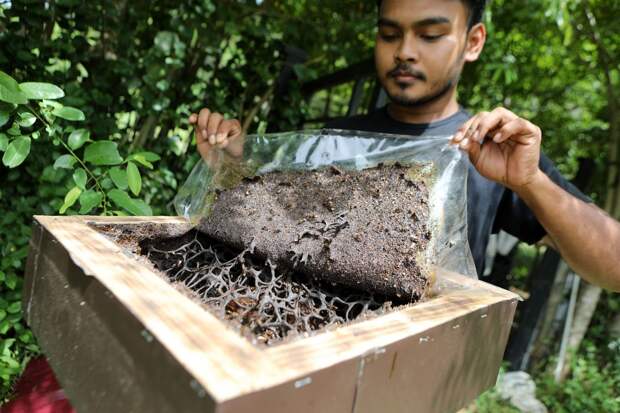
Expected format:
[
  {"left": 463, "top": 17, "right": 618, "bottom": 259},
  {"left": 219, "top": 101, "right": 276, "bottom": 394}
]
[
  {"left": 384, "top": 60, "right": 463, "bottom": 108},
  {"left": 388, "top": 75, "right": 458, "bottom": 108}
]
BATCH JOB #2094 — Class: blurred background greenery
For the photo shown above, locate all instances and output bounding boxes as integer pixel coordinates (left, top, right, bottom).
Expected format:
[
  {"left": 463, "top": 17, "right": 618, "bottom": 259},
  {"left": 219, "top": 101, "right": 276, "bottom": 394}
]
[{"left": 0, "top": 0, "right": 618, "bottom": 410}]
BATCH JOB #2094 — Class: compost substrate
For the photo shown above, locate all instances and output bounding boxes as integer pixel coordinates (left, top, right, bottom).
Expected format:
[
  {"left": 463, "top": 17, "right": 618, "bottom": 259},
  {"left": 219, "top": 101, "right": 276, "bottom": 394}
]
[
  {"left": 200, "top": 163, "right": 434, "bottom": 299},
  {"left": 139, "top": 230, "right": 402, "bottom": 346}
]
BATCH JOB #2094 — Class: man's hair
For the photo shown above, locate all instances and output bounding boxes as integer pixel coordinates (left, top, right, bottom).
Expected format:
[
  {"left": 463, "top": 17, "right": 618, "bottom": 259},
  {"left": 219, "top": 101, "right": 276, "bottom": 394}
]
[{"left": 376, "top": 0, "right": 487, "bottom": 30}]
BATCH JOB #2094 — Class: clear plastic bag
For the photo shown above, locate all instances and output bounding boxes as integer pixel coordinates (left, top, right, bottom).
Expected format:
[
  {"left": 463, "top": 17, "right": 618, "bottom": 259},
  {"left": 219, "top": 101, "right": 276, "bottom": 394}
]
[{"left": 174, "top": 129, "right": 477, "bottom": 298}]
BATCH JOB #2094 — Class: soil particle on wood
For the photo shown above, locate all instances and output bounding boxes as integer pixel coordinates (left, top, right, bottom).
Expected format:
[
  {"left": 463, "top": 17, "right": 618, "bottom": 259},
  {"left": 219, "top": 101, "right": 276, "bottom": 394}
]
[{"left": 199, "top": 163, "right": 434, "bottom": 300}]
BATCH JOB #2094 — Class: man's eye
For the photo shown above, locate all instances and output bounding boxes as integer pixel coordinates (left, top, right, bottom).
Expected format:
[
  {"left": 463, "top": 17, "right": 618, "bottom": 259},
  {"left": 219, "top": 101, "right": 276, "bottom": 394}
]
[
  {"left": 380, "top": 33, "right": 399, "bottom": 42},
  {"left": 420, "top": 34, "right": 443, "bottom": 41}
]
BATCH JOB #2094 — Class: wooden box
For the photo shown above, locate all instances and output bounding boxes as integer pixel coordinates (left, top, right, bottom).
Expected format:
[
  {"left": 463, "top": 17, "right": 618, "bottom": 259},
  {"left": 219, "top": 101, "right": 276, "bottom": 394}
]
[{"left": 24, "top": 216, "right": 519, "bottom": 413}]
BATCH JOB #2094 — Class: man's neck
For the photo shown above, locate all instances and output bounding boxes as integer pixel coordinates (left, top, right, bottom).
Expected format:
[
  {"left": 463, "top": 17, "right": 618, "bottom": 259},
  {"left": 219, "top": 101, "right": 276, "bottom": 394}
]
[{"left": 386, "top": 91, "right": 461, "bottom": 124}]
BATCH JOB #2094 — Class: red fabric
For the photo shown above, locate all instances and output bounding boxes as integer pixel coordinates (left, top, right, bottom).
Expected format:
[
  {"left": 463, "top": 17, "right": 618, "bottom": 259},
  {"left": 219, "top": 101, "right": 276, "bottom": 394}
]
[{"left": 1, "top": 357, "right": 74, "bottom": 413}]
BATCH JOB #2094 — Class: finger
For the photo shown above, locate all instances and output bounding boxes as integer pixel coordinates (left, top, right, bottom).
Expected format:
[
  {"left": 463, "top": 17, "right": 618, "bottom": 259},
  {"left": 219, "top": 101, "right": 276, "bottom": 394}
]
[
  {"left": 456, "top": 115, "right": 483, "bottom": 149},
  {"left": 476, "top": 108, "right": 519, "bottom": 141},
  {"left": 206, "top": 113, "right": 224, "bottom": 145},
  {"left": 198, "top": 108, "right": 211, "bottom": 141},
  {"left": 493, "top": 118, "right": 541, "bottom": 145},
  {"left": 215, "top": 120, "right": 234, "bottom": 144},
  {"left": 216, "top": 119, "right": 242, "bottom": 143},
  {"left": 464, "top": 114, "right": 485, "bottom": 144},
  {"left": 189, "top": 113, "right": 198, "bottom": 124},
  {"left": 216, "top": 139, "right": 229, "bottom": 149},
  {"left": 453, "top": 116, "right": 478, "bottom": 143},
  {"left": 458, "top": 136, "right": 482, "bottom": 166}
]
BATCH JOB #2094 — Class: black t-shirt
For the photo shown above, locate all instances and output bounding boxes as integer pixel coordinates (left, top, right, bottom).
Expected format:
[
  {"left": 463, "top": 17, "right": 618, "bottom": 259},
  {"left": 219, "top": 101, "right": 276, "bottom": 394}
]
[{"left": 325, "top": 106, "right": 590, "bottom": 275}]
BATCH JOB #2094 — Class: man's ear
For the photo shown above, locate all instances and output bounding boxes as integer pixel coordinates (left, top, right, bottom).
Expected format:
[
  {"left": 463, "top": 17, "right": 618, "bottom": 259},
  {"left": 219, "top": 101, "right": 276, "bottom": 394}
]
[{"left": 464, "top": 23, "right": 486, "bottom": 63}]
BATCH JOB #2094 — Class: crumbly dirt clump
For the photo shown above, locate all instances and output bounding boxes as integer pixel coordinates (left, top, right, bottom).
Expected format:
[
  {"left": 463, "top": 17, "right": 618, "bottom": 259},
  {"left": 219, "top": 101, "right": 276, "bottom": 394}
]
[{"left": 199, "top": 163, "right": 433, "bottom": 300}]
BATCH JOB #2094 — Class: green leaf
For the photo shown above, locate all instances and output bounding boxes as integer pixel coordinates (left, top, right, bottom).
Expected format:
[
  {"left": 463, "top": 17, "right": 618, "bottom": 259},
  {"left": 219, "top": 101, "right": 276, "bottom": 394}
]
[
  {"left": 100, "top": 177, "right": 113, "bottom": 190},
  {"left": 18, "top": 331, "right": 33, "bottom": 344},
  {"left": 41, "top": 99, "right": 63, "bottom": 110},
  {"left": 19, "top": 82, "right": 65, "bottom": 100},
  {"left": 17, "top": 112, "right": 36, "bottom": 128},
  {"left": 6, "top": 301, "right": 20, "bottom": 314},
  {"left": 0, "top": 111, "right": 9, "bottom": 127},
  {"left": 0, "top": 322, "right": 10, "bottom": 336},
  {"left": 109, "top": 166, "right": 128, "bottom": 189},
  {"left": 52, "top": 106, "right": 85, "bottom": 121},
  {"left": 53, "top": 154, "right": 76, "bottom": 169},
  {"left": 68, "top": 128, "right": 90, "bottom": 150},
  {"left": 84, "top": 141, "right": 123, "bottom": 165},
  {"left": 0, "top": 71, "right": 27, "bottom": 105},
  {"left": 59, "top": 186, "right": 82, "bottom": 214},
  {"left": 0, "top": 354, "right": 20, "bottom": 369},
  {"left": 130, "top": 154, "right": 152, "bottom": 169},
  {"left": 0, "top": 134, "right": 7, "bottom": 152},
  {"left": 138, "top": 152, "right": 159, "bottom": 161},
  {"left": 108, "top": 189, "right": 152, "bottom": 216},
  {"left": 6, "top": 124, "right": 20, "bottom": 136},
  {"left": 73, "top": 168, "right": 87, "bottom": 189},
  {"left": 5, "top": 274, "right": 17, "bottom": 290},
  {"left": 126, "top": 161, "right": 142, "bottom": 196},
  {"left": 78, "top": 190, "right": 103, "bottom": 214},
  {"left": 129, "top": 151, "right": 160, "bottom": 169},
  {"left": 154, "top": 31, "right": 178, "bottom": 55},
  {"left": 2, "top": 137, "right": 31, "bottom": 168}
]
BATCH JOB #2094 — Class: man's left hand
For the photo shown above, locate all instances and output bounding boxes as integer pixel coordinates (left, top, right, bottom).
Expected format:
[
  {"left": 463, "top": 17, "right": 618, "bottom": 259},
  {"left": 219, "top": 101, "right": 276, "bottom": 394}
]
[{"left": 452, "top": 107, "right": 542, "bottom": 191}]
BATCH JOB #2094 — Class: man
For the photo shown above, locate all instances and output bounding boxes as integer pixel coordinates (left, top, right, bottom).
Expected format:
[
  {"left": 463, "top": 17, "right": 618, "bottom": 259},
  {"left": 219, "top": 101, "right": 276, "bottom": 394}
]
[{"left": 189, "top": 0, "right": 620, "bottom": 292}]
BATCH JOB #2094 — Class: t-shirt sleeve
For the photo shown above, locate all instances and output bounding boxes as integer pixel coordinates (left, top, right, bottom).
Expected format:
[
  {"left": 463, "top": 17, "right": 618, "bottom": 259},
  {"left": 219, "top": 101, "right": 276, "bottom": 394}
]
[{"left": 491, "top": 153, "right": 592, "bottom": 244}]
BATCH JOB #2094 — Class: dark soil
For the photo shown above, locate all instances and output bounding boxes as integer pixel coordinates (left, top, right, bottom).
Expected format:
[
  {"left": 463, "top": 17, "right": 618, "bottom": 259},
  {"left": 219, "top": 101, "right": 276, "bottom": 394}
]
[
  {"left": 199, "top": 163, "right": 433, "bottom": 299},
  {"left": 91, "top": 163, "right": 434, "bottom": 346}
]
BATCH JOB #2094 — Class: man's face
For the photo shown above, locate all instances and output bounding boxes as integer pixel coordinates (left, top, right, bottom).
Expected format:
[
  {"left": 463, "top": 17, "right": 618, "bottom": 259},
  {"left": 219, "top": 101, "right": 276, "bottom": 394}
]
[{"left": 375, "top": 0, "right": 472, "bottom": 108}]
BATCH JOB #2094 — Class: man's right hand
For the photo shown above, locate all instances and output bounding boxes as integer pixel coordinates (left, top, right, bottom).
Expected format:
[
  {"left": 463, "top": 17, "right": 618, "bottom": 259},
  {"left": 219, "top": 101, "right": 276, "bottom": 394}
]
[{"left": 189, "top": 108, "right": 244, "bottom": 159}]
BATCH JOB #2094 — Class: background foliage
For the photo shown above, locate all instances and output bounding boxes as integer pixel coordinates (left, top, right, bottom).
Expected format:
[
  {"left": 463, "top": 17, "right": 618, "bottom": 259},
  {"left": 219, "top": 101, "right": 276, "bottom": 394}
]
[{"left": 0, "top": 0, "right": 618, "bottom": 409}]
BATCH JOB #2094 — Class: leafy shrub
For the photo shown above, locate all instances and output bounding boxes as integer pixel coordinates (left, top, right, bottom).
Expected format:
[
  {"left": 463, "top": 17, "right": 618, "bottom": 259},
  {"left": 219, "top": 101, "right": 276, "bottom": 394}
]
[
  {"left": 0, "top": 71, "right": 161, "bottom": 399},
  {"left": 537, "top": 339, "right": 620, "bottom": 413}
]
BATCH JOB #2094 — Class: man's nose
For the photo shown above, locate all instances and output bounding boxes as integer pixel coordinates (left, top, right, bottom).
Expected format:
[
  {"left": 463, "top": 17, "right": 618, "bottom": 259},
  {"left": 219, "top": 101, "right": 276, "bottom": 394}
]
[{"left": 395, "top": 33, "right": 419, "bottom": 63}]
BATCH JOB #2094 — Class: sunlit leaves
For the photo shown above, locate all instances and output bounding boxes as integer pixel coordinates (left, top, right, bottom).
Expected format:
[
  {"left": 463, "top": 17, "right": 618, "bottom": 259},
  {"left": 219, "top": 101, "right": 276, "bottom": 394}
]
[
  {"left": 68, "top": 129, "right": 90, "bottom": 150},
  {"left": 84, "top": 141, "right": 123, "bottom": 165},
  {"left": 52, "top": 106, "right": 85, "bottom": 121},
  {"left": 0, "top": 111, "right": 10, "bottom": 127},
  {"left": 129, "top": 151, "right": 160, "bottom": 169},
  {"left": 0, "top": 71, "right": 27, "bottom": 105},
  {"left": 72, "top": 168, "right": 87, "bottom": 189},
  {"left": 17, "top": 112, "right": 36, "bottom": 128},
  {"left": 78, "top": 190, "right": 103, "bottom": 214},
  {"left": 126, "top": 161, "right": 142, "bottom": 196},
  {"left": 2, "top": 137, "right": 31, "bottom": 168},
  {"left": 19, "top": 82, "right": 65, "bottom": 100},
  {"left": 109, "top": 166, "right": 128, "bottom": 189},
  {"left": 53, "top": 154, "right": 76, "bottom": 169},
  {"left": 59, "top": 186, "right": 81, "bottom": 214},
  {"left": 108, "top": 189, "right": 152, "bottom": 216}
]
